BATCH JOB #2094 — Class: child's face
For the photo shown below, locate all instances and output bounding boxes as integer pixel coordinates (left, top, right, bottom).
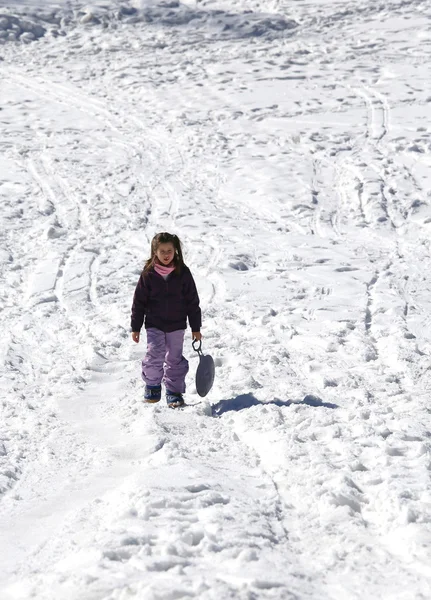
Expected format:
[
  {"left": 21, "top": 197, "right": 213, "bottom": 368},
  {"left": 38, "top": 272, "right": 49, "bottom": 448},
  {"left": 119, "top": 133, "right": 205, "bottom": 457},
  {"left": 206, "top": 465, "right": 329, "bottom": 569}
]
[{"left": 156, "top": 242, "right": 175, "bottom": 265}]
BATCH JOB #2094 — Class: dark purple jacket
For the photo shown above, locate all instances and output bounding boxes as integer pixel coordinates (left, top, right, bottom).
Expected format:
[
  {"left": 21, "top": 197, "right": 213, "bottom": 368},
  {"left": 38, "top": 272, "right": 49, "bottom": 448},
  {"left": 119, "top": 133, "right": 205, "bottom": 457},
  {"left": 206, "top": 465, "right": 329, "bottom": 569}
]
[{"left": 131, "top": 265, "right": 201, "bottom": 333}]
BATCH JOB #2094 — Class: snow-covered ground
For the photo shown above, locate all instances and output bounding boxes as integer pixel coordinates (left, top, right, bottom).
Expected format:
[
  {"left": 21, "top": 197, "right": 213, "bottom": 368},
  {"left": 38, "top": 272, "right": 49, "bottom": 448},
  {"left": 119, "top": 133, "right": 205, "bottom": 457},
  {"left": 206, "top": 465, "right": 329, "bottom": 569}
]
[{"left": 1, "top": 0, "right": 431, "bottom": 598}]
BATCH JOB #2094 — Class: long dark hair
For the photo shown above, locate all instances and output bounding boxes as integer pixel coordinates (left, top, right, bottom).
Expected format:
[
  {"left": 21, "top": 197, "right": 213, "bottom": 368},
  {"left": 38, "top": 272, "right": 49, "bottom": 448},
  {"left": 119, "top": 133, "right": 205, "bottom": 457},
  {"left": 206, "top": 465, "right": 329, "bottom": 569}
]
[{"left": 143, "top": 232, "right": 185, "bottom": 274}]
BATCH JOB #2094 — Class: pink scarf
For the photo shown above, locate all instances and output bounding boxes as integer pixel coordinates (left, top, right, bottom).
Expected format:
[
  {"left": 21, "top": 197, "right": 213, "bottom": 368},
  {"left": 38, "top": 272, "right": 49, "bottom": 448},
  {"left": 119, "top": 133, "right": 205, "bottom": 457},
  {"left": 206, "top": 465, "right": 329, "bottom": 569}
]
[{"left": 154, "top": 263, "right": 175, "bottom": 277}]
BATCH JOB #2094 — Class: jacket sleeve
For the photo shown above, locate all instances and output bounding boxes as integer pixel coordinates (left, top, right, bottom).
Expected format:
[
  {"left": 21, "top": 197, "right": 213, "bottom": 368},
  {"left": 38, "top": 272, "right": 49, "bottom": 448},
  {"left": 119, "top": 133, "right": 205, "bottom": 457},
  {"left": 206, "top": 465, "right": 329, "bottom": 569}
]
[
  {"left": 131, "top": 272, "right": 149, "bottom": 332},
  {"left": 183, "top": 269, "right": 202, "bottom": 332}
]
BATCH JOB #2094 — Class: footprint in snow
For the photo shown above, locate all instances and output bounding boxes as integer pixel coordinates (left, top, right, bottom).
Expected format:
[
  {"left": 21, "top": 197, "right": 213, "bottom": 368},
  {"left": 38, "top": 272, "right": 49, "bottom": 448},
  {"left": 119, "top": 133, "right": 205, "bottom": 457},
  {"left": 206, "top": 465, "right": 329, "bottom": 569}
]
[
  {"left": 335, "top": 266, "right": 359, "bottom": 272},
  {"left": 228, "top": 253, "right": 256, "bottom": 271}
]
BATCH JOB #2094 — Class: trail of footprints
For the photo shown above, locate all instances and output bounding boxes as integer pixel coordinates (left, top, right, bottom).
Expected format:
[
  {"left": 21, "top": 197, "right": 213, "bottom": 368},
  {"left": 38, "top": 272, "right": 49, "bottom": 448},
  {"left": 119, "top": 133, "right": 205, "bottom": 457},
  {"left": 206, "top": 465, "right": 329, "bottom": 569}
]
[
  {"left": 227, "top": 395, "right": 431, "bottom": 589},
  {"left": 70, "top": 405, "right": 303, "bottom": 598}
]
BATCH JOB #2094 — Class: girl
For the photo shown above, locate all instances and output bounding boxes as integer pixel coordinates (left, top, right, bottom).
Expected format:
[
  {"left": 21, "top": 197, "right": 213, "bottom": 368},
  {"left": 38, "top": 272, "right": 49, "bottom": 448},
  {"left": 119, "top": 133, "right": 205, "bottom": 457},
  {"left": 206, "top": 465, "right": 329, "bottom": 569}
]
[{"left": 131, "top": 232, "right": 202, "bottom": 408}]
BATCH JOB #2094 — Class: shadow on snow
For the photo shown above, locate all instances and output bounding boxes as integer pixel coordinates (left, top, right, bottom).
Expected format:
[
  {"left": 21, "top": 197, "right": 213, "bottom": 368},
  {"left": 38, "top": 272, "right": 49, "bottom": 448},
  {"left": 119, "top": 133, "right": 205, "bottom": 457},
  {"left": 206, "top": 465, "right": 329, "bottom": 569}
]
[
  {"left": 136, "top": 2, "right": 298, "bottom": 41},
  {"left": 212, "top": 393, "right": 339, "bottom": 416}
]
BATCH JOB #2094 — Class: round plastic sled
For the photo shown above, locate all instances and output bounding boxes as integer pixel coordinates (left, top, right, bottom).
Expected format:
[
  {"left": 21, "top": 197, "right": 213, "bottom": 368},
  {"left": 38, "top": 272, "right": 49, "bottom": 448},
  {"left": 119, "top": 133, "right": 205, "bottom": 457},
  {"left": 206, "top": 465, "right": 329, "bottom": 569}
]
[{"left": 193, "top": 340, "right": 215, "bottom": 397}]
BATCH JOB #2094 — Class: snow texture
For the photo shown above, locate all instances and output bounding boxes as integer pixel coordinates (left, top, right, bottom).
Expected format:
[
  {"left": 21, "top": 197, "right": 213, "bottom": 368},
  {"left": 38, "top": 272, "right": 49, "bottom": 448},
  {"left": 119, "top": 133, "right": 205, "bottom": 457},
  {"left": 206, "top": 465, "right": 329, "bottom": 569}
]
[{"left": 1, "top": 0, "right": 431, "bottom": 598}]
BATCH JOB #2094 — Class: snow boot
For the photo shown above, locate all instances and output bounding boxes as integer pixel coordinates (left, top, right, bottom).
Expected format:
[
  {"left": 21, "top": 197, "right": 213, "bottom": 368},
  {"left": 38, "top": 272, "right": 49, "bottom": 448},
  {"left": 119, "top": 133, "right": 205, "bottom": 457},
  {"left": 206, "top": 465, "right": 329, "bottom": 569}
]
[
  {"left": 166, "top": 391, "right": 185, "bottom": 409},
  {"left": 144, "top": 384, "right": 161, "bottom": 403}
]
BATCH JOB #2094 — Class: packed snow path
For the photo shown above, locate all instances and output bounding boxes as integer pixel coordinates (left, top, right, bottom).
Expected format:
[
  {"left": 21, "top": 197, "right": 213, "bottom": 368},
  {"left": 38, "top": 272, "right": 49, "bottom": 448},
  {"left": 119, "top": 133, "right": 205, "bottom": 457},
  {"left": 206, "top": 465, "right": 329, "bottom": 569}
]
[{"left": 1, "top": 1, "right": 431, "bottom": 598}]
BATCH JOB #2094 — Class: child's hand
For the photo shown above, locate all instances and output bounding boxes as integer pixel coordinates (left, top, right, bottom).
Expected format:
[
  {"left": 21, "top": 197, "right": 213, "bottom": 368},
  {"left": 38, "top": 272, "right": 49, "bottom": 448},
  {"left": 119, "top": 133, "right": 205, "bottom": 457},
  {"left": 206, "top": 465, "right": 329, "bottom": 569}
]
[
  {"left": 132, "top": 332, "right": 140, "bottom": 343},
  {"left": 192, "top": 332, "right": 202, "bottom": 342}
]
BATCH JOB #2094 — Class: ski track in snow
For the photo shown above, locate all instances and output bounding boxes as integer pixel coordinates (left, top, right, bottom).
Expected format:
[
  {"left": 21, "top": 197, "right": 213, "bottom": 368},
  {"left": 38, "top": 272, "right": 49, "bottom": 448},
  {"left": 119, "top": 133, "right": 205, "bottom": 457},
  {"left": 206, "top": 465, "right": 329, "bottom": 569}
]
[{"left": 1, "top": 0, "right": 431, "bottom": 598}]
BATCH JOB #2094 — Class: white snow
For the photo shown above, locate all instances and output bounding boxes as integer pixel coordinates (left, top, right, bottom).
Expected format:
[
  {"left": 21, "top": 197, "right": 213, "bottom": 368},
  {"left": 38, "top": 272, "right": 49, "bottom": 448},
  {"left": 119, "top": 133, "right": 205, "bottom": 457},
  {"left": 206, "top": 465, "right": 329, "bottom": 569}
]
[{"left": 1, "top": 0, "right": 431, "bottom": 598}]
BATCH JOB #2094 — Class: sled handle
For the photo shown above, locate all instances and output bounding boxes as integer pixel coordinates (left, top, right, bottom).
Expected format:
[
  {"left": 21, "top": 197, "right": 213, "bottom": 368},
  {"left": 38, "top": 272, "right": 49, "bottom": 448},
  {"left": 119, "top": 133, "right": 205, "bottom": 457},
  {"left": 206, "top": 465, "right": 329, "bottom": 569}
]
[{"left": 192, "top": 339, "right": 202, "bottom": 354}]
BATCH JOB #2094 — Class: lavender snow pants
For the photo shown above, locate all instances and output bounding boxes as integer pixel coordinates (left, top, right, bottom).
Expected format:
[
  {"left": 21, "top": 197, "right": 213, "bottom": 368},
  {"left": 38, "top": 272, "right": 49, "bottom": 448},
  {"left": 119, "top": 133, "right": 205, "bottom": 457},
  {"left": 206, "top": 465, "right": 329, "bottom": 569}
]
[{"left": 141, "top": 328, "right": 189, "bottom": 394}]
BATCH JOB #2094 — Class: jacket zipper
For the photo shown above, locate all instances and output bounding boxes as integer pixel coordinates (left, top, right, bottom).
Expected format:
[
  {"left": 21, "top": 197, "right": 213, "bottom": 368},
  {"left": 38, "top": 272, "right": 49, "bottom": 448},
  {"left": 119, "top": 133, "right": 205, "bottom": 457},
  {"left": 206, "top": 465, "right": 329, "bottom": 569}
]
[{"left": 165, "top": 280, "right": 169, "bottom": 330}]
